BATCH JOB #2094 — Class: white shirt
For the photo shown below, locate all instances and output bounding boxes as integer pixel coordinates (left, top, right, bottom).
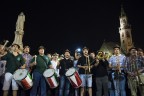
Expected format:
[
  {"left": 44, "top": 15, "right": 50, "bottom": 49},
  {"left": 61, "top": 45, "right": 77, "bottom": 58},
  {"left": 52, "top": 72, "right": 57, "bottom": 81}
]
[{"left": 51, "top": 60, "right": 59, "bottom": 77}]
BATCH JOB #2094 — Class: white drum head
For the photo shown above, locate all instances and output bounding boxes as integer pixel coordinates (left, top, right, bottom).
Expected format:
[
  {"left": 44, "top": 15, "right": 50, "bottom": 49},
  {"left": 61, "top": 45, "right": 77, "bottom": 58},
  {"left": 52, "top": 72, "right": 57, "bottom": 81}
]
[
  {"left": 65, "top": 68, "right": 75, "bottom": 76},
  {"left": 43, "top": 69, "right": 55, "bottom": 77},
  {"left": 13, "top": 69, "right": 28, "bottom": 80}
]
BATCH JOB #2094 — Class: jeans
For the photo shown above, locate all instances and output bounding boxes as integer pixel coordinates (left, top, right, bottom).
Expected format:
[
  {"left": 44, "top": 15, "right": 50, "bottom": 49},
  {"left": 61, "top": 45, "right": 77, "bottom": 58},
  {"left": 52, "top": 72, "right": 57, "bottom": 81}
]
[
  {"left": 108, "top": 81, "right": 115, "bottom": 96},
  {"left": 59, "top": 75, "right": 70, "bottom": 96},
  {"left": 30, "top": 71, "right": 47, "bottom": 96},
  {"left": 112, "top": 72, "right": 126, "bottom": 96}
]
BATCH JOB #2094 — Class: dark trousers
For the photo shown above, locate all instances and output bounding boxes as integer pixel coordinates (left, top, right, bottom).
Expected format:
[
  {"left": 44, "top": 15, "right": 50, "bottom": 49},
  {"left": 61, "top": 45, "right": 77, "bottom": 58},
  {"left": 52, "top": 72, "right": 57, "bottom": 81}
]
[{"left": 96, "top": 76, "right": 109, "bottom": 96}]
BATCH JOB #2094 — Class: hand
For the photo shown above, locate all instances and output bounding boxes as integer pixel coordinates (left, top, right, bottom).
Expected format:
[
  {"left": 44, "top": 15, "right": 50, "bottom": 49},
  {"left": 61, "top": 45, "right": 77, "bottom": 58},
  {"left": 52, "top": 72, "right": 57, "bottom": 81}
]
[
  {"left": 84, "top": 66, "right": 88, "bottom": 70},
  {"left": 116, "top": 64, "right": 120, "bottom": 70},
  {"left": 33, "top": 62, "right": 37, "bottom": 65},
  {"left": 90, "top": 65, "right": 93, "bottom": 68},
  {"left": 20, "top": 64, "right": 26, "bottom": 69}
]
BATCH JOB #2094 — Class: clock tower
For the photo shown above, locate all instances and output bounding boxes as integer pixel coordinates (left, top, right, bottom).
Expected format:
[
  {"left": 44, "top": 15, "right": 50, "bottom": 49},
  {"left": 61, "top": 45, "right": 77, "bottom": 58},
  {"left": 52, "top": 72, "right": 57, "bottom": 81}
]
[{"left": 119, "top": 5, "right": 133, "bottom": 54}]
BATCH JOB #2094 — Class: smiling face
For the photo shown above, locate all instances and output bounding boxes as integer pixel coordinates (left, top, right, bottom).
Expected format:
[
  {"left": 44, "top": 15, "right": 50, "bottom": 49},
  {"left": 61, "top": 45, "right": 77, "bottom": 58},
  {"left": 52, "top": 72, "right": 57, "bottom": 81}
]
[
  {"left": 83, "top": 49, "right": 89, "bottom": 56},
  {"left": 64, "top": 51, "right": 70, "bottom": 59}
]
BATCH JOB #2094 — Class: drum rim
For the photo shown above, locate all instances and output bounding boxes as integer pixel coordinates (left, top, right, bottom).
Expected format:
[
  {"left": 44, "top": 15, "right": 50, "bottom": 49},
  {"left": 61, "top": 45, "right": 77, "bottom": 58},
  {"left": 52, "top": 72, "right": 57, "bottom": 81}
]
[
  {"left": 13, "top": 69, "right": 28, "bottom": 80},
  {"left": 43, "top": 68, "right": 55, "bottom": 77},
  {"left": 65, "top": 67, "right": 76, "bottom": 77}
]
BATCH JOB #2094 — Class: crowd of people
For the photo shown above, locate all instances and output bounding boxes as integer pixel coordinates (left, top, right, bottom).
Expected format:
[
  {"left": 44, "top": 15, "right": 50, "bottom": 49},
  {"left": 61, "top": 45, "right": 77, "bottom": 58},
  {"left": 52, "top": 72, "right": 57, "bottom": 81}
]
[{"left": 0, "top": 43, "right": 144, "bottom": 96}]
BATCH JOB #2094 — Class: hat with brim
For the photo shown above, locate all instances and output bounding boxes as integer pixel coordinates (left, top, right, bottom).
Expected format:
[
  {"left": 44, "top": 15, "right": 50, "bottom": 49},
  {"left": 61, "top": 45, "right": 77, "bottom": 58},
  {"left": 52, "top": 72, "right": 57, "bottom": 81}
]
[
  {"left": 129, "top": 47, "right": 138, "bottom": 52},
  {"left": 11, "top": 44, "right": 20, "bottom": 49},
  {"left": 38, "top": 46, "right": 45, "bottom": 50},
  {"left": 113, "top": 45, "right": 120, "bottom": 49},
  {"left": 82, "top": 46, "right": 89, "bottom": 51},
  {"left": 64, "top": 49, "right": 71, "bottom": 54}
]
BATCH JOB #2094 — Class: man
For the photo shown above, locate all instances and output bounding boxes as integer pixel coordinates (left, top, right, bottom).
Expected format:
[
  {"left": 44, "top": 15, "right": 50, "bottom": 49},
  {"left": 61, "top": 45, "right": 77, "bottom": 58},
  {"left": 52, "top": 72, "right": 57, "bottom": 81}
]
[
  {"left": 90, "top": 52, "right": 96, "bottom": 60},
  {"left": 77, "top": 47, "right": 93, "bottom": 96},
  {"left": 93, "top": 51, "right": 109, "bottom": 96},
  {"left": 109, "top": 45, "right": 126, "bottom": 96},
  {"left": 20, "top": 45, "right": 33, "bottom": 96},
  {"left": 0, "top": 44, "right": 26, "bottom": 96},
  {"left": 69, "top": 50, "right": 81, "bottom": 96},
  {"left": 57, "top": 49, "right": 73, "bottom": 96},
  {"left": 125, "top": 47, "right": 144, "bottom": 96},
  {"left": 22, "top": 45, "right": 33, "bottom": 70},
  {"left": 30, "top": 46, "right": 52, "bottom": 96},
  {"left": 137, "top": 48, "right": 144, "bottom": 58},
  {"left": 89, "top": 51, "right": 97, "bottom": 96}
]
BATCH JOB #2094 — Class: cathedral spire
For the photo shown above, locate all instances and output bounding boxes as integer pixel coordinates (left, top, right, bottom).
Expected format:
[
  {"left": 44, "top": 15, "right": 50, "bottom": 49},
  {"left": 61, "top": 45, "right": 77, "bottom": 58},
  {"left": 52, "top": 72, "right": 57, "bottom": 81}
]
[
  {"left": 119, "top": 4, "right": 133, "bottom": 54},
  {"left": 120, "top": 5, "right": 126, "bottom": 17}
]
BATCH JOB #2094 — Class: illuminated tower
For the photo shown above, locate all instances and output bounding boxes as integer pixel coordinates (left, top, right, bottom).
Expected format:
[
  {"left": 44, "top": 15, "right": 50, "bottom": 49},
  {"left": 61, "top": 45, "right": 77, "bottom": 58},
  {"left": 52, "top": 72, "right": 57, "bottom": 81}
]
[
  {"left": 13, "top": 12, "right": 25, "bottom": 50},
  {"left": 119, "top": 5, "right": 133, "bottom": 54}
]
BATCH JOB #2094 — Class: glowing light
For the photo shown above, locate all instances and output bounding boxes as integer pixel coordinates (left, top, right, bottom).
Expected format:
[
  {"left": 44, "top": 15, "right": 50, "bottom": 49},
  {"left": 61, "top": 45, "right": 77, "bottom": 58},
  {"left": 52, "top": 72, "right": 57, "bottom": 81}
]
[{"left": 76, "top": 48, "right": 81, "bottom": 52}]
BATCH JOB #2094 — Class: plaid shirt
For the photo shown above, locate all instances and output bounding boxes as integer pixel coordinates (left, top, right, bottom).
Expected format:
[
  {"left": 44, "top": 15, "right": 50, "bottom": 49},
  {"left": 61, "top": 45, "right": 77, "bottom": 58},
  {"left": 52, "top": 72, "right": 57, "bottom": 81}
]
[
  {"left": 125, "top": 56, "right": 144, "bottom": 73},
  {"left": 22, "top": 53, "right": 33, "bottom": 69}
]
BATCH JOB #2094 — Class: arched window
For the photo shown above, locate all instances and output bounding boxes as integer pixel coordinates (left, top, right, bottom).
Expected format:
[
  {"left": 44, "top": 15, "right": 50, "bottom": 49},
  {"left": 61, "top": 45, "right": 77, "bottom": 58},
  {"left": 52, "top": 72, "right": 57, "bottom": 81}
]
[
  {"left": 126, "top": 31, "right": 130, "bottom": 37},
  {"left": 122, "top": 33, "right": 124, "bottom": 37},
  {"left": 123, "top": 40, "right": 124, "bottom": 43}
]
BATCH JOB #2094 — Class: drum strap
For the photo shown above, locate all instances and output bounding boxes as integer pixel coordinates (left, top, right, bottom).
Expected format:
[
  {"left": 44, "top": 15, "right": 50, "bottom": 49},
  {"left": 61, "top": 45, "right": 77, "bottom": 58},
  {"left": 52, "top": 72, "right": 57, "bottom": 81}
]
[{"left": 39, "top": 56, "right": 48, "bottom": 69}]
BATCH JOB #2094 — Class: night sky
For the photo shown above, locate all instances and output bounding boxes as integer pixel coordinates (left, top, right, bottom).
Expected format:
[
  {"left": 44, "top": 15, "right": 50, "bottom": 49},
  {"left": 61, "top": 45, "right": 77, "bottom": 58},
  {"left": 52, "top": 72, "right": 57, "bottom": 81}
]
[{"left": 0, "top": 1, "right": 144, "bottom": 55}]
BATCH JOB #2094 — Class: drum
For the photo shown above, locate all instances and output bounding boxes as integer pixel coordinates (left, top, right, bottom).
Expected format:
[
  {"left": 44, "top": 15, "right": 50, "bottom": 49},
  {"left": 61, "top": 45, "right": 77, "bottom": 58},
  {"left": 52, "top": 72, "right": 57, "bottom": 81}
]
[
  {"left": 43, "top": 68, "right": 59, "bottom": 88},
  {"left": 13, "top": 69, "right": 33, "bottom": 90},
  {"left": 65, "top": 67, "right": 82, "bottom": 88}
]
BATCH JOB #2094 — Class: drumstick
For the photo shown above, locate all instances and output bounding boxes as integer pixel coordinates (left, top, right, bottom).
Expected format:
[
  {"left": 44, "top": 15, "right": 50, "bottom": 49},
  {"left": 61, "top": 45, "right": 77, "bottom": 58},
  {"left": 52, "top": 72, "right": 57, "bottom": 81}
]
[{"left": 1, "top": 40, "right": 9, "bottom": 50}]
